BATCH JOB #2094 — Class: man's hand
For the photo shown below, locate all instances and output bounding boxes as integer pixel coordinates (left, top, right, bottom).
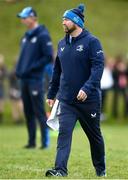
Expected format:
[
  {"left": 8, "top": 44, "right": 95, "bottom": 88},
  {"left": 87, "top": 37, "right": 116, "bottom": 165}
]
[
  {"left": 46, "top": 99, "right": 54, "bottom": 107},
  {"left": 77, "top": 90, "right": 87, "bottom": 102}
]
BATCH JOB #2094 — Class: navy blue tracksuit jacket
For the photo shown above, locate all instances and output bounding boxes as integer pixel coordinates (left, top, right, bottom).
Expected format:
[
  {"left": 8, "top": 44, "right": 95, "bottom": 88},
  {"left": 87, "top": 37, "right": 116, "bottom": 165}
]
[
  {"left": 48, "top": 30, "right": 104, "bottom": 103},
  {"left": 16, "top": 25, "right": 53, "bottom": 80}
]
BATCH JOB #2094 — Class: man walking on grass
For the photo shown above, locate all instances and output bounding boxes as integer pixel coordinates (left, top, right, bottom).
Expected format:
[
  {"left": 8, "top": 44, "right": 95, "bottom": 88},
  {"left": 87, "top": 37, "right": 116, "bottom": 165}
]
[{"left": 45, "top": 4, "right": 106, "bottom": 177}]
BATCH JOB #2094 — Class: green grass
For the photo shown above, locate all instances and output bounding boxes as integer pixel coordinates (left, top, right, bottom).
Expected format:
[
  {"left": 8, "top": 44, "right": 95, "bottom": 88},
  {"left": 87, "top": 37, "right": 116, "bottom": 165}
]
[
  {"left": 1, "top": 123, "right": 128, "bottom": 179},
  {"left": 0, "top": 0, "right": 128, "bottom": 67}
]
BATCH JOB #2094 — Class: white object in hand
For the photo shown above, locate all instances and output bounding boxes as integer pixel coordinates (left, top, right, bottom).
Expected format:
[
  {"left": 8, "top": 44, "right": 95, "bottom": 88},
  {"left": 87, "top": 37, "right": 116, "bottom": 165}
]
[{"left": 47, "top": 99, "right": 59, "bottom": 131}]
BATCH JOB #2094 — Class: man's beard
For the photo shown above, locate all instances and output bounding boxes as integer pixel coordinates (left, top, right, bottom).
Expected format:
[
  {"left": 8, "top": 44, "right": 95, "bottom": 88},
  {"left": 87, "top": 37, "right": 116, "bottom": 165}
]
[{"left": 64, "top": 25, "right": 76, "bottom": 34}]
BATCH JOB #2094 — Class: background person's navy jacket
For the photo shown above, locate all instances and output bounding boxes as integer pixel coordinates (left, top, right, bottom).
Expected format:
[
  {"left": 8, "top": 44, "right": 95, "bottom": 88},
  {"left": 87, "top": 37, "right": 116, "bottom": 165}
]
[
  {"left": 48, "top": 30, "right": 104, "bottom": 103},
  {"left": 16, "top": 25, "right": 53, "bottom": 82}
]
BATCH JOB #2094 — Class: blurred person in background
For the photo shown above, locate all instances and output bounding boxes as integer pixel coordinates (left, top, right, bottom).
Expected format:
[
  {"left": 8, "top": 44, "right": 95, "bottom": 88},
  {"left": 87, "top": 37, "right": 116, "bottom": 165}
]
[
  {"left": 16, "top": 7, "right": 54, "bottom": 149},
  {"left": 0, "top": 54, "right": 7, "bottom": 123},
  {"left": 43, "top": 62, "right": 53, "bottom": 96},
  {"left": 100, "top": 57, "right": 114, "bottom": 121},
  {"left": 43, "top": 62, "right": 54, "bottom": 118},
  {"left": 112, "top": 55, "right": 128, "bottom": 119},
  {"left": 8, "top": 66, "right": 23, "bottom": 124},
  {"left": 45, "top": 4, "right": 106, "bottom": 177}
]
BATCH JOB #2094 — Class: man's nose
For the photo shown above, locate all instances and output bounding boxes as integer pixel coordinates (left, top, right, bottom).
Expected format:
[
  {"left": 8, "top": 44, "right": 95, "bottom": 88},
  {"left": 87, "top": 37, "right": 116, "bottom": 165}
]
[{"left": 62, "top": 19, "right": 66, "bottom": 25}]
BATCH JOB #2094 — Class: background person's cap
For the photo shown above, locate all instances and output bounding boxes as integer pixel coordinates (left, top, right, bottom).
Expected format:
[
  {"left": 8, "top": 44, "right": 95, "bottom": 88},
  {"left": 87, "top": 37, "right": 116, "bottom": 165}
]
[
  {"left": 63, "top": 4, "right": 85, "bottom": 28},
  {"left": 17, "top": 7, "right": 37, "bottom": 18}
]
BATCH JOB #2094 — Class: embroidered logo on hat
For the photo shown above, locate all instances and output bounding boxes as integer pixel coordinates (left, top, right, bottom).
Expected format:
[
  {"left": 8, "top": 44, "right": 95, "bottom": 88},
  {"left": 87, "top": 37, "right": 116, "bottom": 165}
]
[{"left": 73, "top": 16, "right": 80, "bottom": 23}]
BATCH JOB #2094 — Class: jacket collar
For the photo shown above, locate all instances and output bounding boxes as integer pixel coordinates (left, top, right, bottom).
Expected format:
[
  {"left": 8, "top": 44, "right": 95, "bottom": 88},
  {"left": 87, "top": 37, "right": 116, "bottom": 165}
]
[
  {"left": 65, "top": 29, "right": 90, "bottom": 44},
  {"left": 25, "top": 25, "right": 44, "bottom": 37}
]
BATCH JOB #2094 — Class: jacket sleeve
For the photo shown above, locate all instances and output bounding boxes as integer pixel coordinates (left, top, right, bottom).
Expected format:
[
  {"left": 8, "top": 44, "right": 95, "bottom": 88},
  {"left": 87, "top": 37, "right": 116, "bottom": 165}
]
[
  {"left": 32, "top": 34, "right": 53, "bottom": 70},
  {"left": 47, "top": 56, "right": 61, "bottom": 99},
  {"left": 81, "top": 38, "right": 104, "bottom": 96}
]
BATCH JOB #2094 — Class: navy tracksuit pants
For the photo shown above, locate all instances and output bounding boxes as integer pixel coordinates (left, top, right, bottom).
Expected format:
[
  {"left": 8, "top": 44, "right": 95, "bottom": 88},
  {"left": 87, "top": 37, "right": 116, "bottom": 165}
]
[
  {"left": 21, "top": 81, "right": 49, "bottom": 147},
  {"left": 55, "top": 101, "right": 105, "bottom": 175}
]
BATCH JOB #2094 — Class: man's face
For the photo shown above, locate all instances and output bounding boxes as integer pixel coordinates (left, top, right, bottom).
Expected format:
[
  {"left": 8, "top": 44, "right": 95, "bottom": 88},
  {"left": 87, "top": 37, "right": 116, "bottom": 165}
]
[
  {"left": 62, "top": 18, "right": 76, "bottom": 34},
  {"left": 20, "top": 17, "right": 35, "bottom": 29}
]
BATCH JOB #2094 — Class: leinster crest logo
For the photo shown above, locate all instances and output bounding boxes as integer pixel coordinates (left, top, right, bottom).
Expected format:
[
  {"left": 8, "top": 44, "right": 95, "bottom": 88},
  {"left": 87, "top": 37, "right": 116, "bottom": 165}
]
[{"left": 76, "top": 45, "right": 84, "bottom": 52}]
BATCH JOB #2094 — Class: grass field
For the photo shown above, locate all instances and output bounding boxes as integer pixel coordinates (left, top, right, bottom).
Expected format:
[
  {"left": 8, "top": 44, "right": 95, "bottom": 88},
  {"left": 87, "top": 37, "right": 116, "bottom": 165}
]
[
  {"left": 1, "top": 123, "right": 128, "bottom": 179},
  {"left": 0, "top": 0, "right": 128, "bottom": 67}
]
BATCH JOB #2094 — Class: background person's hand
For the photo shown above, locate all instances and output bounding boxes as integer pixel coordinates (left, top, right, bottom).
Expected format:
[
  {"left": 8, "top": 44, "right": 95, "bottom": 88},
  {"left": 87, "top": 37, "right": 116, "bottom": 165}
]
[
  {"left": 77, "top": 90, "right": 87, "bottom": 102},
  {"left": 46, "top": 99, "right": 54, "bottom": 107}
]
